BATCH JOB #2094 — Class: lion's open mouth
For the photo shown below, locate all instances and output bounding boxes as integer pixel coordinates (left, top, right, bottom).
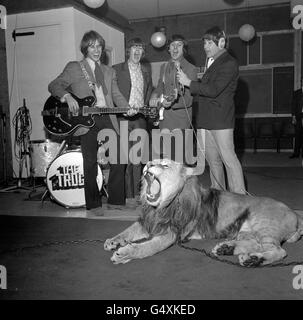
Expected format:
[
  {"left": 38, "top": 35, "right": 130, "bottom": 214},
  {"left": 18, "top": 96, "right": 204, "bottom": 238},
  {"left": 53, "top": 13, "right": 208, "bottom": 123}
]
[{"left": 144, "top": 171, "right": 161, "bottom": 203}]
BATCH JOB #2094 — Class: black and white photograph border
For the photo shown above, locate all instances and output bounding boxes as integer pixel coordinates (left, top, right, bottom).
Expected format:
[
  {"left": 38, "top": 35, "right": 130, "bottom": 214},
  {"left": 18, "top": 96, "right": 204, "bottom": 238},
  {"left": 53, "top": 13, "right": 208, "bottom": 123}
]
[{"left": 0, "top": 0, "right": 303, "bottom": 303}]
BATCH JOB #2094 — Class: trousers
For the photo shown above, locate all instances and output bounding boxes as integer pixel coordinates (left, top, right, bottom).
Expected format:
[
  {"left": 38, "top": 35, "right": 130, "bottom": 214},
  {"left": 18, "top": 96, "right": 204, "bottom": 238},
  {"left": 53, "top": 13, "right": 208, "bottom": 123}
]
[
  {"left": 204, "top": 128, "right": 246, "bottom": 194},
  {"left": 81, "top": 115, "right": 126, "bottom": 209}
]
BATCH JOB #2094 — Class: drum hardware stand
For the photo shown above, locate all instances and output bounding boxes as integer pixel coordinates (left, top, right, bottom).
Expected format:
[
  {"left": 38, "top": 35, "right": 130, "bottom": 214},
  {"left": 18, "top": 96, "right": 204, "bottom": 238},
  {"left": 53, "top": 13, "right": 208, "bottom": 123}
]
[
  {"left": 0, "top": 152, "right": 32, "bottom": 193},
  {"left": 27, "top": 176, "right": 48, "bottom": 200},
  {"left": 0, "top": 100, "right": 32, "bottom": 193}
]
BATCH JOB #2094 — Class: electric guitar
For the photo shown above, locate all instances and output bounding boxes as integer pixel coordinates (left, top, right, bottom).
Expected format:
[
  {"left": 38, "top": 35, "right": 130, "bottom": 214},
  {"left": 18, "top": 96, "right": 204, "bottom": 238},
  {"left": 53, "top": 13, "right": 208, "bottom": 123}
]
[
  {"left": 42, "top": 94, "right": 158, "bottom": 136},
  {"left": 152, "top": 90, "right": 178, "bottom": 126}
]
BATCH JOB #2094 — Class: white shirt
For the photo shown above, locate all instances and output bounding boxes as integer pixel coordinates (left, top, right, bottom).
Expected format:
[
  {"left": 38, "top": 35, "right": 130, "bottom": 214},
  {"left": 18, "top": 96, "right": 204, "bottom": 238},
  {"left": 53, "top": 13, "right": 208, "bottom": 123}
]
[
  {"left": 128, "top": 61, "right": 144, "bottom": 109},
  {"left": 207, "top": 57, "right": 214, "bottom": 69}
]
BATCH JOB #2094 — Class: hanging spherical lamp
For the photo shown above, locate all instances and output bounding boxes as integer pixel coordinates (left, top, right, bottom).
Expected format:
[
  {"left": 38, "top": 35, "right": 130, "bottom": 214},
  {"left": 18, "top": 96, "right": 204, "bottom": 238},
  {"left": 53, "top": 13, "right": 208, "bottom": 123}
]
[
  {"left": 83, "top": 0, "right": 105, "bottom": 9},
  {"left": 238, "top": 24, "right": 255, "bottom": 42},
  {"left": 151, "top": 30, "right": 167, "bottom": 48},
  {"left": 150, "top": 0, "right": 167, "bottom": 48}
]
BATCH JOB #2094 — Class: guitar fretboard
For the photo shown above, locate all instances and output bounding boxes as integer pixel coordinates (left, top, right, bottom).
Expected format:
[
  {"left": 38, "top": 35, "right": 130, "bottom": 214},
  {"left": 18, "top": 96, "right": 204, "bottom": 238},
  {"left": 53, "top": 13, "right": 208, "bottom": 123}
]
[
  {"left": 86, "top": 107, "right": 130, "bottom": 114},
  {"left": 42, "top": 107, "right": 146, "bottom": 116}
]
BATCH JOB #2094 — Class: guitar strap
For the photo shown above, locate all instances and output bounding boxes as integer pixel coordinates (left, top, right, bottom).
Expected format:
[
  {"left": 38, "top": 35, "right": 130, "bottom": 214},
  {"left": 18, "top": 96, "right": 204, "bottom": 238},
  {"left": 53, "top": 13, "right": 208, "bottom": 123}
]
[
  {"left": 157, "top": 62, "right": 169, "bottom": 122},
  {"left": 161, "top": 62, "right": 168, "bottom": 94},
  {"left": 79, "top": 61, "right": 120, "bottom": 135},
  {"left": 162, "top": 62, "right": 178, "bottom": 99},
  {"left": 79, "top": 62, "right": 95, "bottom": 94}
]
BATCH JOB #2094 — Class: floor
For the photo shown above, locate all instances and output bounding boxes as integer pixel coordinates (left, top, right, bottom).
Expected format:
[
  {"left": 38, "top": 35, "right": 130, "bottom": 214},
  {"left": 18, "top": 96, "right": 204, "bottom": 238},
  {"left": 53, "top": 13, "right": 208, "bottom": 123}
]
[{"left": 0, "top": 152, "right": 303, "bottom": 300}]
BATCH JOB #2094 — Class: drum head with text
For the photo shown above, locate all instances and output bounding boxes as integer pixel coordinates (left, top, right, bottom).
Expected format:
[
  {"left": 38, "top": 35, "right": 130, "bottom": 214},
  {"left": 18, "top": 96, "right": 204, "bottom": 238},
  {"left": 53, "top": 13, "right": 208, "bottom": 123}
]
[{"left": 46, "top": 151, "right": 102, "bottom": 208}]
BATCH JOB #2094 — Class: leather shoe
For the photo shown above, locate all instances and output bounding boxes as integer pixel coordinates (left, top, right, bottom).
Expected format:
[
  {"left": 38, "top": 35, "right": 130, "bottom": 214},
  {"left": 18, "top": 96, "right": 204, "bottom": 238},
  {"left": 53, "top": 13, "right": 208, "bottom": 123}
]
[
  {"left": 289, "top": 154, "right": 299, "bottom": 159},
  {"left": 87, "top": 206, "right": 104, "bottom": 216}
]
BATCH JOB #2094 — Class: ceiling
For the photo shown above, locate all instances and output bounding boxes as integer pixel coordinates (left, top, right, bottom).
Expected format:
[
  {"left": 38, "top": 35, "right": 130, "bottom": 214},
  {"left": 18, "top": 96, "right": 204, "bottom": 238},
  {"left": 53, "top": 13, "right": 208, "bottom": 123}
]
[
  {"left": 106, "top": 0, "right": 289, "bottom": 21},
  {"left": 0, "top": 0, "right": 290, "bottom": 31}
]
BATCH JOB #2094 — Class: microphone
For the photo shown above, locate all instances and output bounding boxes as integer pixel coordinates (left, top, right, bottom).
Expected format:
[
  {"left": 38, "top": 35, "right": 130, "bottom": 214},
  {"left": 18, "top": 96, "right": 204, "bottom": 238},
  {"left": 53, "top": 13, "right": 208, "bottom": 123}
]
[
  {"left": 175, "top": 60, "right": 181, "bottom": 73},
  {"left": 175, "top": 61, "right": 184, "bottom": 94}
]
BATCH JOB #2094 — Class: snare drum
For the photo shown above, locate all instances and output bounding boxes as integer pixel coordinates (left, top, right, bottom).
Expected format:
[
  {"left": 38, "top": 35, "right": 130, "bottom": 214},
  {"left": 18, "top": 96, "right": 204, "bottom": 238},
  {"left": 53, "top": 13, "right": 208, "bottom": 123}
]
[
  {"left": 46, "top": 150, "right": 103, "bottom": 208},
  {"left": 30, "top": 140, "right": 61, "bottom": 177}
]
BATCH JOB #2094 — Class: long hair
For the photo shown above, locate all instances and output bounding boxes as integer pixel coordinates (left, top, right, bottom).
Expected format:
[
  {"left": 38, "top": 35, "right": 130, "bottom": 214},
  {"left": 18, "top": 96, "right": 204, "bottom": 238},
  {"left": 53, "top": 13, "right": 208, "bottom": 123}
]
[
  {"left": 125, "top": 37, "right": 146, "bottom": 58},
  {"left": 80, "top": 30, "right": 105, "bottom": 57}
]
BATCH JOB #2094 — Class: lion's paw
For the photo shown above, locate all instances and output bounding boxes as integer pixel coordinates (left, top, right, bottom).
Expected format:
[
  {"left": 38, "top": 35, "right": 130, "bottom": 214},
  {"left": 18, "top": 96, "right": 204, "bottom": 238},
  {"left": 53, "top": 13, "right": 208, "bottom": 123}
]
[
  {"left": 239, "top": 253, "right": 265, "bottom": 267},
  {"left": 110, "top": 244, "right": 135, "bottom": 264},
  {"left": 212, "top": 242, "right": 235, "bottom": 256},
  {"left": 104, "top": 238, "right": 127, "bottom": 251}
]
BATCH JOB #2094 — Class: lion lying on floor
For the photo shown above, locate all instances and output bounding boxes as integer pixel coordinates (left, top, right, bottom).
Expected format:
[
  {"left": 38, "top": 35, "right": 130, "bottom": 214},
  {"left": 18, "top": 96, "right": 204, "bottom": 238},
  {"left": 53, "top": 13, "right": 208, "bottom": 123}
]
[{"left": 104, "top": 159, "right": 303, "bottom": 267}]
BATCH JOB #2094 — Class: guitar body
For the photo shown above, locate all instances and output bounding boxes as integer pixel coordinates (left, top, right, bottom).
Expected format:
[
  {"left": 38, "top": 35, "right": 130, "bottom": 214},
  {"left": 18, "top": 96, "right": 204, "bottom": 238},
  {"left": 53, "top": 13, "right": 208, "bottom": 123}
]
[
  {"left": 42, "top": 94, "right": 159, "bottom": 136},
  {"left": 42, "top": 95, "right": 96, "bottom": 136},
  {"left": 152, "top": 92, "right": 178, "bottom": 126}
]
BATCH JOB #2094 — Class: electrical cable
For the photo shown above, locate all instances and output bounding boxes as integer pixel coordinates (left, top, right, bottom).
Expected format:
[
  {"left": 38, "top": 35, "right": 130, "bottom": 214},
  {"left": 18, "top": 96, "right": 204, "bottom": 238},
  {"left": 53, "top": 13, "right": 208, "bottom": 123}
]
[{"left": 12, "top": 100, "right": 32, "bottom": 179}]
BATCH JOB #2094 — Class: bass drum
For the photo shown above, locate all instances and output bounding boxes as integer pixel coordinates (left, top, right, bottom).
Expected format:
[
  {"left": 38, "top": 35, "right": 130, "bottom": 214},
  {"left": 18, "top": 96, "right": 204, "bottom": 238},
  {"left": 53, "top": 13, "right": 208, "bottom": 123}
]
[{"left": 46, "top": 150, "right": 103, "bottom": 208}]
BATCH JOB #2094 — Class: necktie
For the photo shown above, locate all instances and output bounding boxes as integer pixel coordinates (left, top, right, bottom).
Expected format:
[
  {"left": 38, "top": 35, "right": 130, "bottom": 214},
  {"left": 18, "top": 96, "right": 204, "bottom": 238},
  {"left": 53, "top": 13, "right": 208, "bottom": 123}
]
[
  {"left": 207, "top": 57, "right": 214, "bottom": 69},
  {"left": 94, "top": 62, "right": 108, "bottom": 95}
]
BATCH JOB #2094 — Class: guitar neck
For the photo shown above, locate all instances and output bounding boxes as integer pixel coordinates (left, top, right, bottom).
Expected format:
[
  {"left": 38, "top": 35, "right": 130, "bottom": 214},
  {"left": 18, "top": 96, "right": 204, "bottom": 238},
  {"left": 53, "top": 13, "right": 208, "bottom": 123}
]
[
  {"left": 85, "top": 106, "right": 151, "bottom": 115},
  {"left": 86, "top": 107, "right": 130, "bottom": 114}
]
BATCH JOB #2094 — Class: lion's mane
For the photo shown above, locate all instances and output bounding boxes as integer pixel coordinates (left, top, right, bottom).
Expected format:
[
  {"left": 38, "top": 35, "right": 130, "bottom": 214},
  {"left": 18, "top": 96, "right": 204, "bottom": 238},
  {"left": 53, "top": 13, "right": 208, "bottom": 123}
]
[{"left": 139, "top": 175, "right": 250, "bottom": 242}]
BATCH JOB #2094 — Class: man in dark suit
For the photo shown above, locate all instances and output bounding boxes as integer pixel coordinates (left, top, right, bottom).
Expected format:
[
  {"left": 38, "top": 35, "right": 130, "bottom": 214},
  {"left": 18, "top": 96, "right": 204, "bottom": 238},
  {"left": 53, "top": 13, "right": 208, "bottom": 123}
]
[
  {"left": 177, "top": 26, "right": 246, "bottom": 194},
  {"left": 49, "top": 30, "right": 137, "bottom": 215},
  {"left": 113, "top": 38, "right": 153, "bottom": 204},
  {"left": 290, "top": 78, "right": 303, "bottom": 158}
]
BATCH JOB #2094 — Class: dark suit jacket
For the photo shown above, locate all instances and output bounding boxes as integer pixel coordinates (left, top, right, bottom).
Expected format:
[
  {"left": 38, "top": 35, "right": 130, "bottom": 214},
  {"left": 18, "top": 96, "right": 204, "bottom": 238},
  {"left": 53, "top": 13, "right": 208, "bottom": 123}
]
[
  {"left": 190, "top": 50, "right": 239, "bottom": 130},
  {"left": 113, "top": 61, "right": 153, "bottom": 106},
  {"left": 291, "top": 89, "right": 303, "bottom": 118},
  {"left": 48, "top": 59, "right": 129, "bottom": 134}
]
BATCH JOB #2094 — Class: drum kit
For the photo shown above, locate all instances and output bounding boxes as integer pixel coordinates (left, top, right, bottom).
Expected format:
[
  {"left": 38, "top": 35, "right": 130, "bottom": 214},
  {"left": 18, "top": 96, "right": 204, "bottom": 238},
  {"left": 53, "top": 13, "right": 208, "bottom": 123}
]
[{"left": 29, "top": 139, "right": 106, "bottom": 208}]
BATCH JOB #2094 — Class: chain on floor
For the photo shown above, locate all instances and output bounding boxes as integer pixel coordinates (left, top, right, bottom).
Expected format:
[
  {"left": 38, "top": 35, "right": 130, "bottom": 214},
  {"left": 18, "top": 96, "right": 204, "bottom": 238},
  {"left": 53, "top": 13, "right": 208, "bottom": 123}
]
[{"left": 1, "top": 239, "right": 302, "bottom": 268}]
